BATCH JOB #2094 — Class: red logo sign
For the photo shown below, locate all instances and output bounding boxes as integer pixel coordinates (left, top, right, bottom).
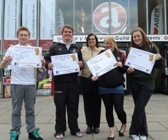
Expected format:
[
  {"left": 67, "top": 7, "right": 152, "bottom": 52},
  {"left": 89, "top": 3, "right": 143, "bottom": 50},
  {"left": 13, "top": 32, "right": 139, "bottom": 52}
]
[
  {"left": 93, "top": 2, "right": 127, "bottom": 34},
  {"left": 150, "top": 5, "right": 163, "bottom": 34},
  {"left": 164, "top": 36, "right": 168, "bottom": 40}
]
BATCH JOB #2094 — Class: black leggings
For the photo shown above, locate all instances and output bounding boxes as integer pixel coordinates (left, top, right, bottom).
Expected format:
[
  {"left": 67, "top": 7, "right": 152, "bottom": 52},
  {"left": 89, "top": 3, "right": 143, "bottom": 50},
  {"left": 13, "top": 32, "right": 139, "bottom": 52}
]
[{"left": 101, "top": 93, "right": 127, "bottom": 127}]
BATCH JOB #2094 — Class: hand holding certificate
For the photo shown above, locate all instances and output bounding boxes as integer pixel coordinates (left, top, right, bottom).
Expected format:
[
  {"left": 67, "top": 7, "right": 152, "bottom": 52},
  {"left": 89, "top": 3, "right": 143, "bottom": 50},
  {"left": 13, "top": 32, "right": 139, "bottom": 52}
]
[
  {"left": 86, "top": 49, "right": 117, "bottom": 76},
  {"left": 11, "top": 46, "right": 42, "bottom": 67},
  {"left": 51, "top": 53, "right": 80, "bottom": 76},
  {"left": 125, "top": 47, "right": 156, "bottom": 74}
]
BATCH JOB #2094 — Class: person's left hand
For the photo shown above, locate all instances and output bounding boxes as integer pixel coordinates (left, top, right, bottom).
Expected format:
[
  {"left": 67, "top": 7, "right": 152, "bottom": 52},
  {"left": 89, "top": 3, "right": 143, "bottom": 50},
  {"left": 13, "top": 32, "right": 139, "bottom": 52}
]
[
  {"left": 155, "top": 53, "right": 161, "bottom": 60},
  {"left": 41, "top": 58, "right": 46, "bottom": 67},
  {"left": 115, "top": 62, "right": 122, "bottom": 67},
  {"left": 78, "top": 61, "right": 83, "bottom": 68},
  {"left": 91, "top": 76, "right": 98, "bottom": 81}
]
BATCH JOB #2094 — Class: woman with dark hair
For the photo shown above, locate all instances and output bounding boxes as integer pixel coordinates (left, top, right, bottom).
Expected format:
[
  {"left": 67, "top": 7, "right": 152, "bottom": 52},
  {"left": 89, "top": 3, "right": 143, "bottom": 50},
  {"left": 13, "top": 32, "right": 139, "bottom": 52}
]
[
  {"left": 127, "top": 27, "right": 164, "bottom": 140},
  {"left": 79, "top": 33, "right": 104, "bottom": 134}
]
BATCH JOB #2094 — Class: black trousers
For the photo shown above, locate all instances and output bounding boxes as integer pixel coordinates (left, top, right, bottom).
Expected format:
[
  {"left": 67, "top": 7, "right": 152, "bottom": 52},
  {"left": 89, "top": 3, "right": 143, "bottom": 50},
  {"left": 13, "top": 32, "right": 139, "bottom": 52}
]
[
  {"left": 53, "top": 81, "right": 80, "bottom": 135},
  {"left": 79, "top": 76, "right": 101, "bottom": 128},
  {"left": 101, "top": 93, "right": 126, "bottom": 127},
  {"left": 129, "top": 78, "right": 155, "bottom": 136}
]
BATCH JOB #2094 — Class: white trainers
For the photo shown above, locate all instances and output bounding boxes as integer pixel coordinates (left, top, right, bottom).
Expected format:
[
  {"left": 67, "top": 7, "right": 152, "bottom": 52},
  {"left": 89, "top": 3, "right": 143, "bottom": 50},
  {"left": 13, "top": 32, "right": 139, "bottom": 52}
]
[
  {"left": 130, "top": 135, "right": 140, "bottom": 140},
  {"left": 139, "top": 135, "right": 147, "bottom": 140}
]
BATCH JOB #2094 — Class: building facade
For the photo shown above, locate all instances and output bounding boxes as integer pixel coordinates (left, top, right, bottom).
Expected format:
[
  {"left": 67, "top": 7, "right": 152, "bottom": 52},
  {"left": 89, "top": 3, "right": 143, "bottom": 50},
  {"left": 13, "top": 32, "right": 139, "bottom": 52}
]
[{"left": 0, "top": 0, "right": 168, "bottom": 94}]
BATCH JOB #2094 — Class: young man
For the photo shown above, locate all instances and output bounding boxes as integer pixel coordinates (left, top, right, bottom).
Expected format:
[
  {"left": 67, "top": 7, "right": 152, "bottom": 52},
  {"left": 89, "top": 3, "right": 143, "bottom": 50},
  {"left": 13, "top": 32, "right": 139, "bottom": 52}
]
[
  {"left": 44, "top": 24, "right": 83, "bottom": 139},
  {"left": 1, "top": 26, "right": 45, "bottom": 140}
]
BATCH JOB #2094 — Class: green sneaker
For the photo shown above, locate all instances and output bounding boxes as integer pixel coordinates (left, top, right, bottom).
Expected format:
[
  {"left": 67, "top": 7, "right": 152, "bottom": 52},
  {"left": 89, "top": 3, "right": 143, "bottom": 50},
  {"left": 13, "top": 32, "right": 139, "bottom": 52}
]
[{"left": 9, "top": 131, "right": 19, "bottom": 140}]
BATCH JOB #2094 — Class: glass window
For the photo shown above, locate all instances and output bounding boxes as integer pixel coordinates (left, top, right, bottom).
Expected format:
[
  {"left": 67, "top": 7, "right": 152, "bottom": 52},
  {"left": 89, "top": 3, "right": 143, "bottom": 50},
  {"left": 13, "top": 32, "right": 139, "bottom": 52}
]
[
  {"left": 93, "top": 0, "right": 110, "bottom": 34},
  {"left": 109, "top": 0, "right": 129, "bottom": 34},
  {"left": 0, "top": 0, "right": 2, "bottom": 53},
  {"left": 129, "top": 0, "right": 138, "bottom": 34},
  {"left": 75, "top": 0, "right": 92, "bottom": 34},
  {"left": 57, "top": 0, "right": 73, "bottom": 30},
  {"left": 92, "top": 0, "right": 138, "bottom": 35}
]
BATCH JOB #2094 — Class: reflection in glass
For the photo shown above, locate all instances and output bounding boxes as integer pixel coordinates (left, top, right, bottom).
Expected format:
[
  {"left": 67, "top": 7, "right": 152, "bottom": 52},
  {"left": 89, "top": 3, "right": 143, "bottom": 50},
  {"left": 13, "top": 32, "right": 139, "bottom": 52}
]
[
  {"left": 75, "top": 0, "right": 92, "bottom": 34},
  {"left": 57, "top": 0, "right": 73, "bottom": 33}
]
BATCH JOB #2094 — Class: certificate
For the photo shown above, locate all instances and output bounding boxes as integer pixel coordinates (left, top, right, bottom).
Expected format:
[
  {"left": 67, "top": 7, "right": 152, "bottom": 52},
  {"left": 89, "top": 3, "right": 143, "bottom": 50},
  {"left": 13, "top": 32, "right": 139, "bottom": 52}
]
[
  {"left": 125, "top": 47, "right": 156, "bottom": 74},
  {"left": 11, "top": 46, "right": 42, "bottom": 67},
  {"left": 51, "top": 53, "right": 80, "bottom": 76},
  {"left": 86, "top": 49, "right": 117, "bottom": 76}
]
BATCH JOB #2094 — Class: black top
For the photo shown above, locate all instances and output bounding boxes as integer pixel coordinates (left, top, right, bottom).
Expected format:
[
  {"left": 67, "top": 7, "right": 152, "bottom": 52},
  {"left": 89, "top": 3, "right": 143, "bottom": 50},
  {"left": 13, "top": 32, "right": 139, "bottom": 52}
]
[
  {"left": 44, "top": 42, "right": 83, "bottom": 82},
  {"left": 128, "top": 45, "right": 164, "bottom": 79},
  {"left": 98, "top": 49, "right": 127, "bottom": 88}
]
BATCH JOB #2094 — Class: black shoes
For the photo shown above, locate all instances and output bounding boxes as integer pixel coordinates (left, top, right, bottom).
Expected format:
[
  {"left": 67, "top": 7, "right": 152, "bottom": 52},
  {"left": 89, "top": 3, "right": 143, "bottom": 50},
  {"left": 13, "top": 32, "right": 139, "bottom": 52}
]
[
  {"left": 118, "top": 124, "right": 126, "bottom": 137},
  {"left": 107, "top": 136, "right": 115, "bottom": 140},
  {"left": 86, "top": 126, "right": 100, "bottom": 134},
  {"left": 28, "top": 128, "right": 43, "bottom": 140},
  {"left": 119, "top": 130, "right": 124, "bottom": 136},
  {"left": 86, "top": 126, "right": 92, "bottom": 134},
  {"left": 93, "top": 127, "right": 99, "bottom": 134}
]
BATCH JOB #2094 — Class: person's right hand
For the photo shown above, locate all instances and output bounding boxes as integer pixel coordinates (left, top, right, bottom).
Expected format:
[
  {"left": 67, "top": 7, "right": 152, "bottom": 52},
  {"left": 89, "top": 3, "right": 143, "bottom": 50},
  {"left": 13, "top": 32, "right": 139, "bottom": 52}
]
[
  {"left": 48, "top": 63, "right": 53, "bottom": 69},
  {"left": 4, "top": 56, "right": 12, "bottom": 63},
  {"left": 155, "top": 53, "right": 161, "bottom": 60},
  {"left": 91, "top": 76, "right": 99, "bottom": 81}
]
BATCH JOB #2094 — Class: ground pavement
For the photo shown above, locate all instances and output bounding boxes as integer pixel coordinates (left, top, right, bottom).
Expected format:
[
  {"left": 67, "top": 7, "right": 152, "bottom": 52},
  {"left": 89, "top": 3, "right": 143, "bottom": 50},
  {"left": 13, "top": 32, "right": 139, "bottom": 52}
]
[{"left": 0, "top": 94, "right": 168, "bottom": 140}]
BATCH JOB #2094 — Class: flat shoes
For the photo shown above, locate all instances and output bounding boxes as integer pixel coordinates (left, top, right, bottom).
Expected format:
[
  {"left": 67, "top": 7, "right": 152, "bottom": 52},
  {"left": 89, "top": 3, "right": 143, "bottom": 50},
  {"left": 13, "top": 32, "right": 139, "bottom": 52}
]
[
  {"left": 86, "top": 126, "right": 92, "bottom": 134},
  {"left": 93, "top": 127, "right": 99, "bottom": 134}
]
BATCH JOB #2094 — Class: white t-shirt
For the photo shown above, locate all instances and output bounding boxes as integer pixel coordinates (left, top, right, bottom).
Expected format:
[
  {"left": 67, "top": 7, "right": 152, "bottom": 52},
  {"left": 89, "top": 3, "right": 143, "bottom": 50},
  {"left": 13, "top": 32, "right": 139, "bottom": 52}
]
[
  {"left": 3, "top": 44, "right": 36, "bottom": 85},
  {"left": 59, "top": 39, "right": 74, "bottom": 50}
]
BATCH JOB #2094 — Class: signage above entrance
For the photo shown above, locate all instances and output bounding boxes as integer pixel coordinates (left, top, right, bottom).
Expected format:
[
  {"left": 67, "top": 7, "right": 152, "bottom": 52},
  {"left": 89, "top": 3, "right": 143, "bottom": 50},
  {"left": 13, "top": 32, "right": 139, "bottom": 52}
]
[
  {"left": 93, "top": 2, "right": 127, "bottom": 34},
  {"left": 53, "top": 35, "right": 168, "bottom": 42}
]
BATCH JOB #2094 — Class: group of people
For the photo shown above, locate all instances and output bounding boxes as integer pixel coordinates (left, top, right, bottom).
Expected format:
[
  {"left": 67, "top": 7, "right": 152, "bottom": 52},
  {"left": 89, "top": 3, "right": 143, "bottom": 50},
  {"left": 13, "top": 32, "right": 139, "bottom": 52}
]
[
  {"left": 79, "top": 27, "right": 162, "bottom": 140},
  {"left": 1, "top": 25, "right": 163, "bottom": 140}
]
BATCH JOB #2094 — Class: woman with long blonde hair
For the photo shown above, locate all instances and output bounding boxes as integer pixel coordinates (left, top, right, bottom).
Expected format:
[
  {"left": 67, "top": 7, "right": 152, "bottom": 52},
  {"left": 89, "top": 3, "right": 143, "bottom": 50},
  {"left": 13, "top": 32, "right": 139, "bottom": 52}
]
[{"left": 91, "top": 36, "right": 127, "bottom": 140}]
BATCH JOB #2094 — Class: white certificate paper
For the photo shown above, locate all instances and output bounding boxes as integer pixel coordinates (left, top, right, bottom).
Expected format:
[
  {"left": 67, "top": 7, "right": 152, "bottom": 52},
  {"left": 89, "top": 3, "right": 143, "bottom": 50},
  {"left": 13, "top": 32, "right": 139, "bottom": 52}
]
[
  {"left": 125, "top": 47, "right": 156, "bottom": 74},
  {"left": 86, "top": 49, "right": 117, "bottom": 76},
  {"left": 51, "top": 53, "right": 80, "bottom": 76},
  {"left": 11, "top": 46, "right": 42, "bottom": 67}
]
